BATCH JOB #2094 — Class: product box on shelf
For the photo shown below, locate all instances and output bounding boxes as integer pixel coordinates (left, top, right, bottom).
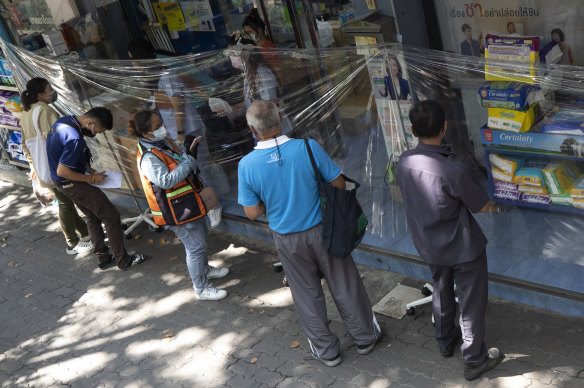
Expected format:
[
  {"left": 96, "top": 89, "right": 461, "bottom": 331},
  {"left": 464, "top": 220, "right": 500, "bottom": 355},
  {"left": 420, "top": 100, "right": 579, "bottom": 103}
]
[
  {"left": 484, "top": 34, "right": 540, "bottom": 63},
  {"left": 541, "top": 109, "right": 584, "bottom": 135},
  {"left": 477, "top": 81, "right": 539, "bottom": 110},
  {"left": 487, "top": 102, "right": 542, "bottom": 132}
]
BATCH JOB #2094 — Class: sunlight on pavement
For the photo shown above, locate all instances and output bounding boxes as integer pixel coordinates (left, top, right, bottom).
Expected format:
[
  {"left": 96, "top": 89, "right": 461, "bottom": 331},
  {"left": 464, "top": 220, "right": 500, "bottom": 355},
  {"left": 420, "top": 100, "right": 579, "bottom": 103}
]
[{"left": 35, "top": 352, "right": 112, "bottom": 382}]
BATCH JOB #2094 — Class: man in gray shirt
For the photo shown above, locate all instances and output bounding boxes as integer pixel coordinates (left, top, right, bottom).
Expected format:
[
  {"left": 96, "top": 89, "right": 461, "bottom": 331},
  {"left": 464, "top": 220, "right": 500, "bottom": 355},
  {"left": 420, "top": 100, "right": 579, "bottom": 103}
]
[{"left": 396, "top": 100, "right": 503, "bottom": 381}]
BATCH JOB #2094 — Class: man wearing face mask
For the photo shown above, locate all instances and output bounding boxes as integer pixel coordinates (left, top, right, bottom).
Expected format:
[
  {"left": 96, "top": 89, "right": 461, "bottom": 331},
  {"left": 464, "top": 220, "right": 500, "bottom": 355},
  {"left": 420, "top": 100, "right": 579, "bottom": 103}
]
[
  {"left": 46, "top": 107, "right": 152, "bottom": 271},
  {"left": 20, "top": 78, "right": 93, "bottom": 255}
]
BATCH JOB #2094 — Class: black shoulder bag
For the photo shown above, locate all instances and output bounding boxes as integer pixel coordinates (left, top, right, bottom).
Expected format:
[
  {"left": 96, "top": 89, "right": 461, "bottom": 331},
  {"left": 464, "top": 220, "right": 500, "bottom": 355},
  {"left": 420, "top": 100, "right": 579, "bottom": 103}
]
[{"left": 304, "top": 139, "right": 368, "bottom": 259}]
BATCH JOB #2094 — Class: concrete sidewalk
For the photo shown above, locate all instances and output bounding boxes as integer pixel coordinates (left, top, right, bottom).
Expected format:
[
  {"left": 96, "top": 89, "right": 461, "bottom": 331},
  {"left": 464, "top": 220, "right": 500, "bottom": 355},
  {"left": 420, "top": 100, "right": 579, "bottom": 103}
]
[{"left": 0, "top": 180, "right": 583, "bottom": 387}]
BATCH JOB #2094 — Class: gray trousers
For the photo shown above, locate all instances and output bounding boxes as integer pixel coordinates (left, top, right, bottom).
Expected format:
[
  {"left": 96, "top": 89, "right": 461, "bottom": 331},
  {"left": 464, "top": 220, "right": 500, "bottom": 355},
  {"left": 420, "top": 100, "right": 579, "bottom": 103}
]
[
  {"left": 429, "top": 250, "right": 488, "bottom": 365},
  {"left": 273, "top": 224, "right": 381, "bottom": 360}
]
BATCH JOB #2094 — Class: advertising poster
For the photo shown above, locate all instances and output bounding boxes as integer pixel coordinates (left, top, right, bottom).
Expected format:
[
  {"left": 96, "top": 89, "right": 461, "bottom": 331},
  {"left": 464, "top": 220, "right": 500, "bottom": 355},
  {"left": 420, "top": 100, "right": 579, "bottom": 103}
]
[
  {"left": 435, "top": 0, "right": 584, "bottom": 65},
  {"left": 181, "top": 0, "right": 216, "bottom": 32},
  {"left": 153, "top": 2, "right": 186, "bottom": 31},
  {"left": 365, "top": 49, "right": 417, "bottom": 169}
]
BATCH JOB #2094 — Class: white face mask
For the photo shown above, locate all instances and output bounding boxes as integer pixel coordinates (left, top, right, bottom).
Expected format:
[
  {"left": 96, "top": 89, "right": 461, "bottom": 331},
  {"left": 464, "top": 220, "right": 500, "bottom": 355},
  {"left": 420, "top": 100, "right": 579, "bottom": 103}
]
[
  {"left": 230, "top": 56, "right": 243, "bottom": 69},
  {"left": 150, "top": 125, "right": 167, "bottom": 141}
]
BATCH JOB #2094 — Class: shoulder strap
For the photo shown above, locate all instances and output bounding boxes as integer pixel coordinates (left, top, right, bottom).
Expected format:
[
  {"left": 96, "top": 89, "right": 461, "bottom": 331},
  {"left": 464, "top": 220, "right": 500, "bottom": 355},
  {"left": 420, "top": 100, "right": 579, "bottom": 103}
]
[
  {"left": 31, "top": 105, "right": 42, "bottom": 137},
  {"left": 304, "top": 138, "right": 321, "bottom": 181}
]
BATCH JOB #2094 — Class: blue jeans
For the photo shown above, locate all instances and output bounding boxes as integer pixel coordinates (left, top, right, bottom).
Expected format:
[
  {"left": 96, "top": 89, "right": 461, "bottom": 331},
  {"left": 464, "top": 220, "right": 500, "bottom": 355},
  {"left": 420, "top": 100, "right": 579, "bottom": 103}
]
[{"left": 169, "top": 217, "right": 209, "bottom": 293}]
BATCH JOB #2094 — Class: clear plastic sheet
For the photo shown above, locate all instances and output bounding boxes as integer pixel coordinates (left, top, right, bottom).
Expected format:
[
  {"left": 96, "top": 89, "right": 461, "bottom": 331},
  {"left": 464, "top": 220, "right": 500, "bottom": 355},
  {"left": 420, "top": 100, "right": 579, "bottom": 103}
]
[{"left": 2, "top": 40, "right": 584, "bottom": 295}]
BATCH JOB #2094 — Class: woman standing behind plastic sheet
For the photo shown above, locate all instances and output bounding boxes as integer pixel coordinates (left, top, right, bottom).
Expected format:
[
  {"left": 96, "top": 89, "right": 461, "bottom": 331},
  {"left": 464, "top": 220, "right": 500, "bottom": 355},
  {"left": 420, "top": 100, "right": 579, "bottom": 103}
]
[
  {"left": 19, "top": 78, "right": 93, "bottom": 255},
  {"left": 241, "top": 8, "right": 283, "bottom": 78},
  {"left": 129, "top": 110, "right": 229, "bottom": 300},
  {"left": 222, "top": 35, "right": 293, "bottom": 137}
]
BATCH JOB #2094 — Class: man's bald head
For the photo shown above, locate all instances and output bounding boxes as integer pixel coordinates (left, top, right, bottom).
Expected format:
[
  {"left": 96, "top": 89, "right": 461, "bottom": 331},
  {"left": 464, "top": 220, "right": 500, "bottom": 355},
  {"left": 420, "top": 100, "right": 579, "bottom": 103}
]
[{"left": 246, "top": 100, "right": 281, "bottom": 138}]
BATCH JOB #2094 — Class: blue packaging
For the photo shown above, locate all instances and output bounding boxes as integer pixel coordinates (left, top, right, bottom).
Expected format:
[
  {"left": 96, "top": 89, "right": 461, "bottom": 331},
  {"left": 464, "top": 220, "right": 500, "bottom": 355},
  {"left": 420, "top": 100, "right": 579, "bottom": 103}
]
[
  {"left": 541, "top": 109, "right": 584, "bottom": 135},
  {"left": 478, "top": 81, "right": 539, "bottom": 110}
]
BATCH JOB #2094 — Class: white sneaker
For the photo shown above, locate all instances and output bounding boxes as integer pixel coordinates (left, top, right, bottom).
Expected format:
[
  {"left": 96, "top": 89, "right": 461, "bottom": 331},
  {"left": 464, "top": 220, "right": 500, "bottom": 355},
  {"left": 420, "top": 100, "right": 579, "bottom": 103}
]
[
  {"left": 66, "top": 240, "right": 94, "bottom": 255},
  {"left": 207, "top": 205, "right": 222, "bottom": 228},
  {"left": 206, "top": 265, "right": 229, "bottom": 279},
  {"left": 196, "top": 286, "right": 227, "bottom": 301}
]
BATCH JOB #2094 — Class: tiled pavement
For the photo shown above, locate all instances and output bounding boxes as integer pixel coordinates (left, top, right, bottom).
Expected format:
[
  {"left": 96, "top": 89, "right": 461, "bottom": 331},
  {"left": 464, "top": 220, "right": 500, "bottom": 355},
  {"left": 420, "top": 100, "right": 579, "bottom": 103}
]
[{"left": 0, "top": 180, "right": 583, "bottom": 387}]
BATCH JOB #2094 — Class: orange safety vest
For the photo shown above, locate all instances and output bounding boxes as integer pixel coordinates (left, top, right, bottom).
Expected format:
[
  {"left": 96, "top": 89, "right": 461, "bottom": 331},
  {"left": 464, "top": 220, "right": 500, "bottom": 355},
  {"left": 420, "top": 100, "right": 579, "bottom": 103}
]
[{"left": 137, "top": 140, "right": 207, "bottom": 226}]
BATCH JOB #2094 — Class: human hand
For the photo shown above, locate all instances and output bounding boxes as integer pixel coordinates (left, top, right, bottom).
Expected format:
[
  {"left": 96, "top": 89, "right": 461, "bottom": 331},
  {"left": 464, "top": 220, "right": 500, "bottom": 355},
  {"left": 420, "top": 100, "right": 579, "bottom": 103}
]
[
  {"left": 189, "top": 136, "right": 202, "bottom": 152},
  {"left": 93, "top": 171, "right": 108, "bottom": 184},
  {"left": 27, "top": 171, "right": 37, "bottom": 181}
]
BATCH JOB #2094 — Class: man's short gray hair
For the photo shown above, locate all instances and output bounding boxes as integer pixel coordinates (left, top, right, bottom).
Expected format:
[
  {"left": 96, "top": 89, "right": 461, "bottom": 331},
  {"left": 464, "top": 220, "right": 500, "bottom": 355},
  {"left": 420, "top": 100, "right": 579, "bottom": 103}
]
[{"left": 246, "top": 100, "right": 280, "bottom": 136}]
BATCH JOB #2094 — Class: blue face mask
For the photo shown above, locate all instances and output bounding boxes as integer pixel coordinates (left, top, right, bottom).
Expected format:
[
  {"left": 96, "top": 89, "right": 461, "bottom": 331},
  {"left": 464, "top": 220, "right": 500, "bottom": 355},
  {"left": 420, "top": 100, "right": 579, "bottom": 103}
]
[{"left": 150, "top": 125, "right": 167, "bottom": 142}]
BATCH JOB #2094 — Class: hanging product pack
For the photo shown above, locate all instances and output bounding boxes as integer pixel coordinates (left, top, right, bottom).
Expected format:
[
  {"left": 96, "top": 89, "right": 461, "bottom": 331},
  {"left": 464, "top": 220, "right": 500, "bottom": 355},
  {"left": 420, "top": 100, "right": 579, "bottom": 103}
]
[
  {"left": 24, "top": 105, "right": 54, "bottom": 186},
  {"left": 305, "top": 139, "right": 368, "bottom": 258}
]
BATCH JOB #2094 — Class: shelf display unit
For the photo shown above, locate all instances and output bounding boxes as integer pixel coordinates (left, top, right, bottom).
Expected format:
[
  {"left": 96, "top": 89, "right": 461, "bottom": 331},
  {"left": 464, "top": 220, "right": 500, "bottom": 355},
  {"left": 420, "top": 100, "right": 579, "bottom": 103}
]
[
  {"left": 481, "top": 126, "right": 584, "bottom": 214},
  {"left": 0, "top": 82, "right": 28, "bottom": 169}
]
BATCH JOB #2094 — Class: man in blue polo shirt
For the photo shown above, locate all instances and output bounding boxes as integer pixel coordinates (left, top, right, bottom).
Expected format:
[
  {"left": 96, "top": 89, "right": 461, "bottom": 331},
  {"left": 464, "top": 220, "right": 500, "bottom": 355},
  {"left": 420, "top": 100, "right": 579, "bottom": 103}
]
[
  {"left": 238, "top": 101, "right": 381, "bottom": 367},
  {"left": 396, "top": 100, "right": 503, "bottom": 381},
  {"left": 46, "top": 107, "right": 151, "bottom": 271}
]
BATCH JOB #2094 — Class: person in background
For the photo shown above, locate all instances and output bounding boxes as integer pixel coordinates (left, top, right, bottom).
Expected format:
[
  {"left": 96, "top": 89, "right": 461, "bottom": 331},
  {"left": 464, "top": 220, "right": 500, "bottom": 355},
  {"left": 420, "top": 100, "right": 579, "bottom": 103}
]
[
  {"left": 46, "top": 107, "right": 151, "bottom": 271},
  {"left": 238, "top": 101, "right": 381, "bottom": 367},
  {"left": 130, "top": 110, "right": 229, "bottom": 300},
  {"left": 378, "top": 57, "right": 411, "bottom": 101},
  {"left": 19, "top": 78, "right": 93, "bottom": 255},
  {"left": 506, "top": 21, "right": 517, "bottom": 35},
  {"left": 225, "top": 35, "right": 293, "bottom": 137},
  {"left": 396, "top": 100, "right": 503, "bottom": 381},
  {"left": 127, "top": 38, "right": 223, "bottom": 227},
  {"left": 460, "top": 24, "right": 483, "bottom": 57},
  {"left": 242, "top": 8, "right": 283, "bottom": 73},
  {"left": 540, "top": 28, "right": 575, "bottom": 65}
]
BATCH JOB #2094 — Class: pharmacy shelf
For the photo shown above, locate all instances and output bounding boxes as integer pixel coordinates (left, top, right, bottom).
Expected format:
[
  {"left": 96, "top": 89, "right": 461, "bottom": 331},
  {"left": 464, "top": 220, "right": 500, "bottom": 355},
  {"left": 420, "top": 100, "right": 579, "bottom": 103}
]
[
  {"left": 0, "top": 84, "right": 18, "bottom": 92},
  {"left": 0, "top": 124, "right": 20, "bottom": 131}
]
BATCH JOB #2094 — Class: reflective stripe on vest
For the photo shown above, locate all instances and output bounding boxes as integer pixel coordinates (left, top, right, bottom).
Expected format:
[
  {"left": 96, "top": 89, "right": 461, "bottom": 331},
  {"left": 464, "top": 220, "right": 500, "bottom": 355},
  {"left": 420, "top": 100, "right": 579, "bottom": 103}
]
[{"left": 137, "top": 141, "right": 206, "bottom": 226}]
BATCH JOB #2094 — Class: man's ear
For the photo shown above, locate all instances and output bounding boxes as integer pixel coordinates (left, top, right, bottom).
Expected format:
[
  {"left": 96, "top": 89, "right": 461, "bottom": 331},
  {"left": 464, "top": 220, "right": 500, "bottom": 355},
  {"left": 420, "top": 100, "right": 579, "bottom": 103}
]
[
  {"left": 249, "top": 124, "right": 258, "bottom": 138},
  {"left": 442, "top": 120, "right": 448, "bottom": 134},
  {"left": 410, "top": 125, "right": 418, "bottom": 138}
]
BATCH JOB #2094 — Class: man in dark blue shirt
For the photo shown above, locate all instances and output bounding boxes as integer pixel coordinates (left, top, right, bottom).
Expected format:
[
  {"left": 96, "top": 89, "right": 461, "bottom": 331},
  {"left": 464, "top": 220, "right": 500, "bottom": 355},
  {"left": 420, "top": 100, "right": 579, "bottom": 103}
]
[
  {"left": 460, "top": 24, "right": 482, "bottom": 57},
  {"left": 396, "top": 100, "right": 503, "bottom": 381},
  {"left": 46, "top": 107, "right": 151, "bottom": 271}
]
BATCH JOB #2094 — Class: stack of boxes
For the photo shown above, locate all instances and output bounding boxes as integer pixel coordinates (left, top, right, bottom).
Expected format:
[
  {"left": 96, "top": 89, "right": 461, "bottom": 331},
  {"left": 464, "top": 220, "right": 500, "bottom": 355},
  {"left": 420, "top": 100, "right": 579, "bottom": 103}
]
[
  {"left": 42, "top": 30, "right": 70, "bottom": 57},
  {"left": 481, "top": 34, "right": 544, "bottom": 134}
]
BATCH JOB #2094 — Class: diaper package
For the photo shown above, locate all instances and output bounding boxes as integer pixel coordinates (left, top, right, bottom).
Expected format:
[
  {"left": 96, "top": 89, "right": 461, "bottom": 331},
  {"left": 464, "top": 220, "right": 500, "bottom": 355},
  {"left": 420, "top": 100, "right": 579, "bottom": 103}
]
[
  {"left": 484, "top": 35, "right": 541, "bottom": 62},
  {"left": 489, "top": 153, "right": 525, "bottom": 174},
  {"left": 565, "top": 161, "right": 584, "bottom": 179},
  {"left": 570, "top": 177, "right": 584, "bottom": 198},
  {"left": 542, "top": 161, "right": 574, "bottom": 195},
  {"left": 518, "top": 184, "right": 548, "bottom": 195},
  {"left": 521, "top": 193, "right": 551, "bottom": 205},
  {"left": 4, "top": 94, "right": 22, "bottom": 117},
  {"left": 494, "top": 189, "right": 521, "bottom": 201},
  {"left": 488, "top": 102, "right": 542, "bottom": 132},
  {"left": 541, "top": 109, "right": 584, "bottom": 135},
  {"left": 478, "top": 81, "right": 540, "bottom": 110},
  {"left": 513, "top": 158, "right": 548, "bottom": 186},
  {"left": 491, "top": 166, "right": 514, "bottom": 183},
  {"left": 484, "top": 35, "right": 540, "bottom": 83},
  {"left": 493, "top": 179, "right": 518, "bottom": 192},
  {"left": 550, "top": 192, "right": 573, "bottom": 206}
]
